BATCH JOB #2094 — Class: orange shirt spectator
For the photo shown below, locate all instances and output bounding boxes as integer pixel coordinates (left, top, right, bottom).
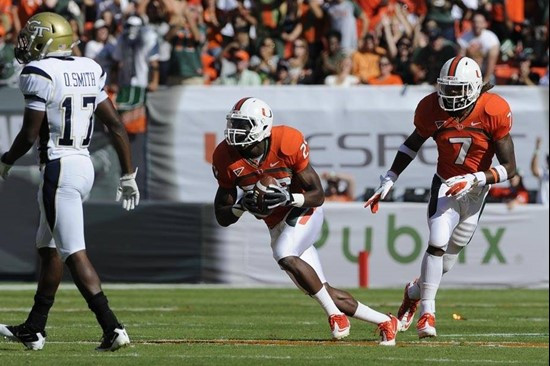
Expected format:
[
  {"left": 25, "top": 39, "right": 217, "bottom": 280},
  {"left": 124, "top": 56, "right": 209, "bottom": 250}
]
[
  {"left": 352, "top": 34, "right": 383, "bottom": 83},
  {"left": 15, "top": 0, "right": 41, "bottom": 28},
  {"left": 367, "top": 55, "right": 403, "bottom": 84}
]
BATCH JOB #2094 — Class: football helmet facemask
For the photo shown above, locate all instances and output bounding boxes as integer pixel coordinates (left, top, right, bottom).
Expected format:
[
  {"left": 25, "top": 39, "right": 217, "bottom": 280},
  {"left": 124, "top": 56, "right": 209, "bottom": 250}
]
[
  {"left": 15, "top": 12, "right": 76, "bottom": 64},
  {"left": 225, "top": 97, "right": 273, "bottom": 147},
  {"left": 437, "top": 56, "right": 483, "bottom": 112}
]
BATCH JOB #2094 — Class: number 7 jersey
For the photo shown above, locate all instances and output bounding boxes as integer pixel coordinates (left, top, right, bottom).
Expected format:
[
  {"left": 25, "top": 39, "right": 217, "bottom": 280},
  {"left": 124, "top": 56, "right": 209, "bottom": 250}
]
[
  {"left": 19, "top": 56, "right": 109, "bottom": 164},
  {"left": 414, "top": 92, "right": 512, "bottom": 180}
]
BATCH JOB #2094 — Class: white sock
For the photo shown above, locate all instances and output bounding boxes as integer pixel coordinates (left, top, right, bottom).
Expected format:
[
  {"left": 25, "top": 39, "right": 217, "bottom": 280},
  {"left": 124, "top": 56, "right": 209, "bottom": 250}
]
[
  {"left": 353, "top": 302, "right": 390, "bottom": 325},
  {"left": 420, "top": 252, "right": 443, "bottom": 315},
  {"left": 407, "top": 280, "right": 421, "bottom": 300},
  {"left": 311, "top": 286, "right": 341, "bottom": 316}
]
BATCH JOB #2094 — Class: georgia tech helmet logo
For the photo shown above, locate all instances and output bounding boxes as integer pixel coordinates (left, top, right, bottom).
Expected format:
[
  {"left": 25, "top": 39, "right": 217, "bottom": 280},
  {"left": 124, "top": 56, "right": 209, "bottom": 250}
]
[{"left": 27, "top": 20, "right": 51, "bottom": 37}]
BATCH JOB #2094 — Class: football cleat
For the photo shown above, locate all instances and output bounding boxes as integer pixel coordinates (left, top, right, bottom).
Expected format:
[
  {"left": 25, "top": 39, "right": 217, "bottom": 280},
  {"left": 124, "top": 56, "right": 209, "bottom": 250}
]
[
  {"left": 0, "top": 323, "right": 46, "bottom": 350},
  {"left": 378, "top": 314, "right": 400, "bottom": 346},
  {"left": 95, "top": 325, "right": 130, "bottom": 352},
  {"left": 328, "top": 314, "right": 350, "bottom": 340},
  {"left": 417, "top": 313, "right": 437, "bottom": 338},
  {"left": 397, "top": 279, "right": 420, "bottom": 332}
]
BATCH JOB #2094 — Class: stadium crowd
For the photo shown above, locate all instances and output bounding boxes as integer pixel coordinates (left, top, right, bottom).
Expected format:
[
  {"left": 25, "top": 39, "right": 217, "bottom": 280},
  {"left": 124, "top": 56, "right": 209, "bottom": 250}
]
[{"left": 0, "top": 0, "right": 549, "bottom": 88}]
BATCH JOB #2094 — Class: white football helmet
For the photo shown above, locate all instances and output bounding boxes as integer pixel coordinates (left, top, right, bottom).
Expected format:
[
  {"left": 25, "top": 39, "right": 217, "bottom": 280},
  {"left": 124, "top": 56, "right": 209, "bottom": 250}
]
[
  {"left": 225, "top": 97, "right": 273, "bottom": 147},
  {"left": 437, "top": 56, "right": 483, "bottom": 112}
]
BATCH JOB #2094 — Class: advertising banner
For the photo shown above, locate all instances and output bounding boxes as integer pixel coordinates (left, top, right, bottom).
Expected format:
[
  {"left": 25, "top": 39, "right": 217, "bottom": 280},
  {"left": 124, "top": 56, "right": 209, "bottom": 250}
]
[{"left": 202, "top": 202, "right": 549, "bottom": 288}]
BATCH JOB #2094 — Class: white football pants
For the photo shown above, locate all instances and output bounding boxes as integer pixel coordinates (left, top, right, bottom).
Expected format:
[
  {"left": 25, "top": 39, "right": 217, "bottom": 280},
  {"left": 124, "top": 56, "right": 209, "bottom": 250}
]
[{"left": 36, "top": 155, "right": 94, "bottom": 262}]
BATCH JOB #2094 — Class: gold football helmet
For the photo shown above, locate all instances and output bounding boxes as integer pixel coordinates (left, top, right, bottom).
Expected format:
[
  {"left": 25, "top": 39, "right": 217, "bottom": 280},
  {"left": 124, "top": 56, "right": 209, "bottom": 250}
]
[{"left": 15, "top": 12, "right": 76, "bottom": 64}]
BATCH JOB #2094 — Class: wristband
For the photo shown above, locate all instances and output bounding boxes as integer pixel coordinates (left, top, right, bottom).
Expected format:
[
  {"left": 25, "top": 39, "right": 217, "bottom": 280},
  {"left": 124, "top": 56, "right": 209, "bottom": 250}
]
[
  {"left": 398, "top": 143, "right": 418, "bottom": 160},
  {"left": 490, "top": 165, "right": 508, "bottom": 183},
  {"left": 473, "top": 171, "right": 487, "bottom": 186},
  {"left": 290, "top": 193, "right": 305, "bottom": 207},
  {"left": 231, "top": 204, "right": 245, "bottom": 218}
]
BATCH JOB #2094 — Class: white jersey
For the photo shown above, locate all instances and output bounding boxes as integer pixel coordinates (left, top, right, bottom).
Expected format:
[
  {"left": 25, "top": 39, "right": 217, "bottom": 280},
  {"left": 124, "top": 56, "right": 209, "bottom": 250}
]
[{"left": 19, "top": 56, "right": 109, "bottom": 163}]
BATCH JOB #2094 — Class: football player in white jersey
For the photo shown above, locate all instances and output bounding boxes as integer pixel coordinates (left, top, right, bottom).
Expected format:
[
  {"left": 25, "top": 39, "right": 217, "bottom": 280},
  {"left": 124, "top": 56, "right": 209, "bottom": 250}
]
[{"left": 0, "top": 12, "right": 139, "bottom": 352}]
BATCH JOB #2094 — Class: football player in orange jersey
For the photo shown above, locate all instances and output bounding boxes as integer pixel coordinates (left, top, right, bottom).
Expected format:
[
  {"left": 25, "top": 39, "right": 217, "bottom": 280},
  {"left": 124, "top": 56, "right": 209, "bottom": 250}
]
[
  {"left": 213, "top": 97, "right": 400, "bottom": 345},
  {"left": 364, "top": 56, "right": 518, "bottom": 339}
]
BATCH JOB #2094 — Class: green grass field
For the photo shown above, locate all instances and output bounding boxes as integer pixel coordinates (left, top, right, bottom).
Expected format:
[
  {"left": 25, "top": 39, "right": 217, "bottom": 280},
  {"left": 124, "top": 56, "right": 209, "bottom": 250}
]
[{"left": 0, "top": 285, "right": 548, "bottom": 365}]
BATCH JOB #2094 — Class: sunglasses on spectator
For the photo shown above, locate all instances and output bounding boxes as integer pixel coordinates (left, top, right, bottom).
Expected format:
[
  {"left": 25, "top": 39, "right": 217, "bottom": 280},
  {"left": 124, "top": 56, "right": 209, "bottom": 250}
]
[
  {"left": 380, "top": 62, "right": 392, "bottom": 66},
  {"left": 294, "top": 43, "right": 306, "bottom": 48}
]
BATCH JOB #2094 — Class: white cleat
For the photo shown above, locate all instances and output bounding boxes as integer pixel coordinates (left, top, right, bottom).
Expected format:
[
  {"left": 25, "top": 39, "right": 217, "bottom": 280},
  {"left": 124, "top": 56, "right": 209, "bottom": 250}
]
[
  {"left": 95, "top": 326, "right": 130, "bottom": 352},
  {"left": 417, "top": 313, "right": 437, "bottom": 339},
  {"left": 0, "top": 323, "right": 46, "bottom": 350}
]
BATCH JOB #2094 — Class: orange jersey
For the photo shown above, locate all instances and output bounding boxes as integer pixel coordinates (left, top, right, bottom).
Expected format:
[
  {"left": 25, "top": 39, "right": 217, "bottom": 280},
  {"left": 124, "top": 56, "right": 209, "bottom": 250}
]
[
  {"left": 212, "top": 125, "right": 310, "bottom": 228},
  {"left": 414, "top": 92, "right": 512, "bottom": 180}
]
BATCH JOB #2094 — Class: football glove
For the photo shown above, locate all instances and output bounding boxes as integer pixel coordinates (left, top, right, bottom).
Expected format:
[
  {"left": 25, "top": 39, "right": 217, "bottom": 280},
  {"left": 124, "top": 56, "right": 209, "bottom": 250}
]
[
  {"left": 241, "top": 190, "right": 269, "bottom": 218},
  {"left": 0, "top": 153, "right": 12, "bottom": 180},
  {"left": 116, "top": 168, "right": 140, "bottom": 211},
  {"left": 364, "top": 170, "right": 398, "bottom": 214},
  {"left": 444, "top": 173, "right": 479, "bottom": 199},
  {"left": 264, "top": 185, "right": 292, "bottom": 210}
]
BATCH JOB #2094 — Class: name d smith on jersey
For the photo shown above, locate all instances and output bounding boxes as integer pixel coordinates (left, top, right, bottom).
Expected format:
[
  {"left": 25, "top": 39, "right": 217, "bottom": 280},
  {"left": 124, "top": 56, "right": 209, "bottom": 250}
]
[{"left": 63, "top": 72, "right": 97, "bottom": 87}]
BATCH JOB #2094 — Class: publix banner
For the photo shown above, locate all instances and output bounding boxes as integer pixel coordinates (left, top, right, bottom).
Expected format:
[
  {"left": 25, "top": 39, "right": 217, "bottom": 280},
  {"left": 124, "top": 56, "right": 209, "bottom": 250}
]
[
  {"left": 202, "top": 202, "right": 549, "bottom": 288},
  {"left": 147, "top": 85, "right": 549, "bottom": 203}
]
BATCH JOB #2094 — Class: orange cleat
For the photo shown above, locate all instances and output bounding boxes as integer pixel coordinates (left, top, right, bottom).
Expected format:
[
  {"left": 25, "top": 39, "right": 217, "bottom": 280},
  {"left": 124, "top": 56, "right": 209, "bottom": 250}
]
[
  {"left": 397, "top": 279, "right": 420, "bottom": 332},
  {"left": 417, "top": 313, "right": 437, "bottom": 338},
  {"left": 378, "top": 314, "right": 400, "bottom": 346},
  {"left": 329, "top": 314, "right": 350, "bottom": 340}
]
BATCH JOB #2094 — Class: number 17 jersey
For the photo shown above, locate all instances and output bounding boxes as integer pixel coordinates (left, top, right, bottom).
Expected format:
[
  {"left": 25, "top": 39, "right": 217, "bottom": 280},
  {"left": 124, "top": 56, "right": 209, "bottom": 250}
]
[{"left": 19, "top": 56, "right": 109, "bottom": 164}]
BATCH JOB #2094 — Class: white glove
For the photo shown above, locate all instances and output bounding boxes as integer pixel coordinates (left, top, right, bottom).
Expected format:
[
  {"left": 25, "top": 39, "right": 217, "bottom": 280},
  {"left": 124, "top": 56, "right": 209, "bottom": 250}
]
[
  {"left": 264, "top": 184, "right": 291, "bottom": 210},
  {"left": 364, "top": 170, "right": 398, "bottom": 213},
  {"left": 444, "top": 173, "right": 480, "bottom": 199},
  {"left": 0, "top": 153, "right": 12, "bottom": 180},
  {"left": 116, "top": 168, "right": 140, "bottom": 211}
]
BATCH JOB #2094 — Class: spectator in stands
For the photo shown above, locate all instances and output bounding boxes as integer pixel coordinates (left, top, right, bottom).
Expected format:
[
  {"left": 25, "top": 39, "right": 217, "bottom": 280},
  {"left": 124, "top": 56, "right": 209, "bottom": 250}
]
[
  {"left": 367, "top": 55, "right": 403, "bottom": 84},
  {"left": 252, "top": 0, "right": 286, "bottom": 57},
  {"left": 97, "top": 0, "right": 135, "bottom": 27},
  {"left": 274, "top": 59, "right": 293, "bottom": 84},
  {"left": 165, "top": 1, "right": 205, "bottom": 85},
  {"left": 280, "top": 0, "right": 303, "bottom": 58},
  {"left": 424, "top": 0, "right": 461, "bottom": 42},
  {"left": 139, "top": 0, "right": 175, "bottom": 86},
  {"left": 378, "top": 10, "right": 414, "bottom": 58},
  {"left": 352, "top": 33, "right": 383, "bottom": 83},
  {"left": 392, "top": 36, "right": 415, "bottom": 84},
  {"left": 1, "top": 0, "right": 20, "bottom": 35},
  {"left": 315, "top": 30, "right": 347, "bottom": 83},
  {"left": 250, "top": 36, "right": 280, "bottom": 84},
  {"left": 326, "top": 0, "right": 369, "bottom": 55},
  {"left": 0, "top": 25, "right": 21, "bottom": 88},
  {"left": 322, "top": 171, "right": 356, "bottom": 202},
  {"left": 508, "top": 52, "right": 541, "bottom": 85},
  {"left": 324, "top": 56, "right": 359, "bottom": 86},
  {"left": 488, "top": 171, "right": 529, "bottom": 209},
  {"left": 298, "top": 0, "right": 325, "bottom": 61},
  {"left": 286, "top": 37, "right": 315, "bottom": 84},
  {"left": 410, "top": 26, "right": 457, "bottom": 84},
  {"left": 216, "top": 49, "right": 262, "bottom": 85},
  {"left": 85, "top": 19, "right": 117, "bottom": 84},
  {"left": 531, "top": 137, "right": 549, "bottom": 205},
  {"left": 458, "top": 11, "right": 500, "bottom": 84}
]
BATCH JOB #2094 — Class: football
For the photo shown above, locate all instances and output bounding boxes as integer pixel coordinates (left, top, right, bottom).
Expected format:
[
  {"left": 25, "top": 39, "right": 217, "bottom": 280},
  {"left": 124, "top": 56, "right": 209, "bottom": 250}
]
[{"left": 254, "top": 174, "right": 279, "bottom": 215}]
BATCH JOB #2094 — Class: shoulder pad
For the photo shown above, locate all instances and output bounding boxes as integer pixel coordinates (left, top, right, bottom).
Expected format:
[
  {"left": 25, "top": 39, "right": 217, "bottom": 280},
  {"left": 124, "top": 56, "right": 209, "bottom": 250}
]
[
  {"left": 484, "top": 93, "right": 510, "bottom": 116},
  {"left": 278, "top": 126, "right": 303, "bottom": 156}
]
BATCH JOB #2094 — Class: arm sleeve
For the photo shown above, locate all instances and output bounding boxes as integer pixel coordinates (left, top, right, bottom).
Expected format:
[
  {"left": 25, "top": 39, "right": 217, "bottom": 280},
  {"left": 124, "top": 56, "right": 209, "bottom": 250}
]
[{"left": 19, "top": 66, "right": 53, "bottom": 111}]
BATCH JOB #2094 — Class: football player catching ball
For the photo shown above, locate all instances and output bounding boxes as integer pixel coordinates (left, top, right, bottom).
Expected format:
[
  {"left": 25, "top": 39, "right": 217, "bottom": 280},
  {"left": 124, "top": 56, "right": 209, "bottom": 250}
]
[{"left": 213, "top": 97, "right": 401, "bottom": 345}]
